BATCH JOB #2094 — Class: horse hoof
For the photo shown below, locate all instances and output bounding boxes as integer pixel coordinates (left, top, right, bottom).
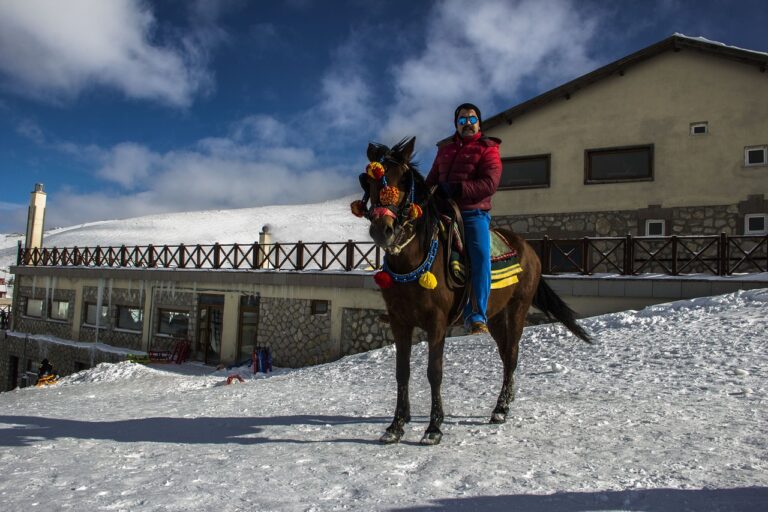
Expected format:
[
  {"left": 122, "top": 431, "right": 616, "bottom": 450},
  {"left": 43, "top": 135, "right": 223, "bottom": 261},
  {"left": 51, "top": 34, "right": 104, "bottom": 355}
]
[
  {"left": 379, "top": 431, "right": 402, "bottom": 444},
  {"left": 490, "top": 412, "right": 506, "bottom": 424},
  {"left": 420, "top": 431, "right": 442, "bottom": 446}
]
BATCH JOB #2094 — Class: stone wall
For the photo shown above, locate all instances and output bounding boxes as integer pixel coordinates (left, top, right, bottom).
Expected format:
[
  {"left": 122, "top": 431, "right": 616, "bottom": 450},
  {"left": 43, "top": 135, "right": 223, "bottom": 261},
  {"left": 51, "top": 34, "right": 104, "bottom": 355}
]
[
  {"left": 148, "top": 289, "right": 196, "bottom": 353},
  {"left": 0, "top": 331, "right": 128, "bottom": 392},
  {"left": 13, "top": 284, "right": 75, "bottom": 340},
  {"left": 493, "top": 203, "right": 741, "bottom": 238},
  {"left": 257, "top": 297, "right": 332, "bottom": 367},
  {"left": 340, "top": 308, "right": 465, "bottom": 357},
  {"left": 79, "top": 285, "right": 145, "bottom": 350}
]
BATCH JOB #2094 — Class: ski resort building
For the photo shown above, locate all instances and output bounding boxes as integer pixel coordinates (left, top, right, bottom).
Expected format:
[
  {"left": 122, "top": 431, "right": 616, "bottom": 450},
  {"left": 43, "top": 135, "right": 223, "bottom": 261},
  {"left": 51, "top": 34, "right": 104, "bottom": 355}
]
[{"left": 485, "top": 34, "right": 768, "bottom": 245}]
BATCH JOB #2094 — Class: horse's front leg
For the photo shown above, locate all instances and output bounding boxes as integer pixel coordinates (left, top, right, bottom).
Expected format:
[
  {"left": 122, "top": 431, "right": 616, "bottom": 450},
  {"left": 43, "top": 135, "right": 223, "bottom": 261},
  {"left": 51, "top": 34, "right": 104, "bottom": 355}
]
[
  {"left": 421, "top": 331, "right": 446, "bottom": 446},
  {"left": 380, "top": 323, "right": 413, "bottom": 444}
]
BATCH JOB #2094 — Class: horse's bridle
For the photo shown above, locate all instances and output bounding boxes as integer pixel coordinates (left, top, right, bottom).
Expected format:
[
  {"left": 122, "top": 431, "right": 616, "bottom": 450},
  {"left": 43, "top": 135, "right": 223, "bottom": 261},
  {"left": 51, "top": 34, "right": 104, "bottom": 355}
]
[{"left": 358, "top": 161, "right": 425, "bottom": 254}]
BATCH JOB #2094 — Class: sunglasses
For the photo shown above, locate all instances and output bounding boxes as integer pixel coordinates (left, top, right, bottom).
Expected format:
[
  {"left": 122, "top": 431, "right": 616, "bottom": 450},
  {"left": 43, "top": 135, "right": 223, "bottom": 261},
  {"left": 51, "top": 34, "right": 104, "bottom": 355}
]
[{"left": 457, "top": 116, "right": 478, "bottom": 126}]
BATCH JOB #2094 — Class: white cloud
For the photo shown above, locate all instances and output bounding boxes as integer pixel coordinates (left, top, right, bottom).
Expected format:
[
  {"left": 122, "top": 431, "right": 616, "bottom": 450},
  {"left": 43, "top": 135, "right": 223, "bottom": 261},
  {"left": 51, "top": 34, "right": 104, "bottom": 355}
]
[
  {"left": 378, "top": 0, "right": 600, "bottom": 150},
  {"left": 0, "top": 0, "right": 214, "bottom": 106},
  {"left": 96, "top": 143, "right": 157, "bottom": 189},
  {"left": 41, "top": 116, "right": 359, "bottom": 228}
]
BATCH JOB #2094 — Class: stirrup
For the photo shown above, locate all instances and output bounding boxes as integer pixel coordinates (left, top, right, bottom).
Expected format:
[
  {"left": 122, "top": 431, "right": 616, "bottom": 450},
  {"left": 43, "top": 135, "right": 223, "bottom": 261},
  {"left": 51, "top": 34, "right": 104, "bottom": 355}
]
[{"left": 469, "top": 322, "right": 489, "bottom": 335}]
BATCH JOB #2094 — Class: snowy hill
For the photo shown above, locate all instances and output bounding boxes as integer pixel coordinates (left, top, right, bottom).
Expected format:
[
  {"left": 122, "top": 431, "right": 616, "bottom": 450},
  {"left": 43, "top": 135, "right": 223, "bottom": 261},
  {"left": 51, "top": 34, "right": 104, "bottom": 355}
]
[
  {"left": 0, "top": 195, "right": 371, "bottom": 272},
  {"left": 1, "top": 289, "right": 766, "bottom": 511}
]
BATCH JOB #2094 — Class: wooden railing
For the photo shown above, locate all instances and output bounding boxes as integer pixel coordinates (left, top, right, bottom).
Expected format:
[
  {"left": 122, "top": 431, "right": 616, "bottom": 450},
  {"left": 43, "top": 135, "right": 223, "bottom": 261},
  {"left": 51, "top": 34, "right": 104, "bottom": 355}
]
[{"left": 15, "top": 234, "right": 768, "bottom": 276}]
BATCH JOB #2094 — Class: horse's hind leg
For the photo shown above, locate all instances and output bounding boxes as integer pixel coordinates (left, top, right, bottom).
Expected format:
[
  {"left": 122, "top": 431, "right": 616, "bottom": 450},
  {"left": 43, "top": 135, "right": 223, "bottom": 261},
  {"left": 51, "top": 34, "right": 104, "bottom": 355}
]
[
  {"left": 380, "top": 322, "right": 414, "bottom": 444},
  {"left": 488, "top": 300, "right": 527, "bottom": 424}
]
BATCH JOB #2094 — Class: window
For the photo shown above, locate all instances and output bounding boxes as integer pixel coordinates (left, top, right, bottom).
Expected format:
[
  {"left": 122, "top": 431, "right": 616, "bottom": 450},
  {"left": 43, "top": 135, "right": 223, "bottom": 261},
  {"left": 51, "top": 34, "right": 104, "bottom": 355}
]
[
  {"left": 116, "top": 306, "right": 143, "bottom": 331},
  {"left": 585, "top": 145, "right": 653, "bottom": 183},
  {"left": 499, "top": 154, "right": 550, "bottom": 189},
  {"left": 645, "top": 219, "right": 666, "bottom": 236},
  {"left": 50, "top": 300, "right": 69, "bottom": 321},
  {"left": 745, "top": 214, "right": 767, "bottom": 235},
  {"left": 690, "top": 122, "right": 708, "bottom": 135},
  {"left": 745, "top": 146, "right": 767, "bottom": 166},
  {"left": 311, "top": 300, "right": 329, "bottom": 315},
  {"left": 85, "top": 303, "right": 109, "bottom": 326},
  {"left": 25, "top": 299, "right": 43, "bottom": 318},
  {"left": 158, "top": 309, "right": 190, "bottom": 337}
]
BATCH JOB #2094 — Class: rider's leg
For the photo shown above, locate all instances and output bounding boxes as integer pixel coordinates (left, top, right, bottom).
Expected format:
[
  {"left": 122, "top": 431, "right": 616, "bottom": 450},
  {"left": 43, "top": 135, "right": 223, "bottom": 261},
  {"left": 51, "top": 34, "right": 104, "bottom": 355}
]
[{"left": 461, "top": 209, "right": 491, "bottom": 327}]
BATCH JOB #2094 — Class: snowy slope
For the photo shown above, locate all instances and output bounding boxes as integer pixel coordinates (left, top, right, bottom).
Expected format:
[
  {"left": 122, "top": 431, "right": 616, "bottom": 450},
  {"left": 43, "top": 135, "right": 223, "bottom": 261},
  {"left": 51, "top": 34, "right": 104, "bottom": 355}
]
[
  {"left": 1, "top": 289, "right": 767, "bottom": 511},
  {"left": 0, "top": 195, "right": 371, "bottom": 272}
]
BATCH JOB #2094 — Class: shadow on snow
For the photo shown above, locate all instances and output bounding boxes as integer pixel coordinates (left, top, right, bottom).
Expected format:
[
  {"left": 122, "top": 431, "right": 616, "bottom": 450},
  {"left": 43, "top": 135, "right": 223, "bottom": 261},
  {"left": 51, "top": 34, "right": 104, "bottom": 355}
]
[
  {"left": 0, "top": 414, "right": 389, "bottom": 446},
  {"left": 388, "top": 486, "right": 768, "bottom": 512}
]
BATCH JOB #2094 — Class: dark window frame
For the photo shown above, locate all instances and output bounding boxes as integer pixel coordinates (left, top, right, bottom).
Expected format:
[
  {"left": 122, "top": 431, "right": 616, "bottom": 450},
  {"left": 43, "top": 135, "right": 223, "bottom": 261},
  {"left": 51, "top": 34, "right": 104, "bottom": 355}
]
[
  {"left": 499, "top": 153, "right": 551, "bottom": 190},
  {"left": 49, "top": 299, "right": 70, "bottom": 321},
  {"left": 83, "top": 302, "right": 109, "bottom": 327},
  {"left": 116, "top": 305, "right": 144, "bottom": 332},
  {"left": 745, "top": 146, "right": 767, "bottom": 167},
  {"left": 311, "top": 300, "right": 329, "bottom": 315},
  {"left": 157, "top": 308, "right": 191, "bottom": 337},
  {"left": 25, "top": 298, "right": 44, "bottom": 318},
  {"left": 584, "top": 144, "right": 654, "bottom": 184}
]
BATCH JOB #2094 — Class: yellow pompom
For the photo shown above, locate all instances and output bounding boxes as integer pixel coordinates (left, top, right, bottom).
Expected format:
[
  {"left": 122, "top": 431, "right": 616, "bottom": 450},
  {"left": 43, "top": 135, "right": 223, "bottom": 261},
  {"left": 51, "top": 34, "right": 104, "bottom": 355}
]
[
  {"left": 419, "top": 271, "right": 437, "bottom": 289},
  {"left": 366, "top": 161, "right": 385, "bottom": 179},
  {"left": 408, "top": 203, "right": 422, "bottom": 220}
]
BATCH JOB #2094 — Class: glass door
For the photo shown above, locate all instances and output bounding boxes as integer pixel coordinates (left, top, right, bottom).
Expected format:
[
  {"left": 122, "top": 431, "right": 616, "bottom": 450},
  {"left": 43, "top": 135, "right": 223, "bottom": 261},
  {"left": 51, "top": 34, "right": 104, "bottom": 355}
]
[{"left": 196, "top": 295, "right": 224, "bottom": 365}]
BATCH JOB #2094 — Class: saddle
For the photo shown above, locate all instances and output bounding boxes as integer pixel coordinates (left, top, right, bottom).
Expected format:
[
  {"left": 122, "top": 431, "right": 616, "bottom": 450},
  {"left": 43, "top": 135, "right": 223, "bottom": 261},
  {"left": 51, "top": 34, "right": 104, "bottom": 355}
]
[{"left": 440, "top": 216, "right": 523, "bottom": 289}]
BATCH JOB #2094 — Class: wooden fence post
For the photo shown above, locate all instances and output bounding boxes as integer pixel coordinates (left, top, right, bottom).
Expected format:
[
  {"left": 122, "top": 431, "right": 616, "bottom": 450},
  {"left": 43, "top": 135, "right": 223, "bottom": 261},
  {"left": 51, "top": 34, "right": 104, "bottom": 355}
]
[
  {"left": 296, "top": 241, "right": 304, "bottom": 270},
  {"left": 623, "top": 234, "right": 633, "bottom": 275},
  {"left": 718, "top": 232, "right": 728, "bottom": 276},
  {"left": 346, "top": 240, "right": 354, "bottom": 271},
  {"left": 214, "top": 243, "right": 221, "bottom": 269},
  {"left": 542, "top": 236, "right": 552, "bottom": 274}
]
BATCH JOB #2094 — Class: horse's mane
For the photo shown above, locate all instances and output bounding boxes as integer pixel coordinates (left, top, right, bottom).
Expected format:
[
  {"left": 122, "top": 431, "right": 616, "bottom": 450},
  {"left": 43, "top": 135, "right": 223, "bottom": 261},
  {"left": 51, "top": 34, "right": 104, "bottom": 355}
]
[{"left": 406, "top": 161, "right": 441, "bottom": 256}]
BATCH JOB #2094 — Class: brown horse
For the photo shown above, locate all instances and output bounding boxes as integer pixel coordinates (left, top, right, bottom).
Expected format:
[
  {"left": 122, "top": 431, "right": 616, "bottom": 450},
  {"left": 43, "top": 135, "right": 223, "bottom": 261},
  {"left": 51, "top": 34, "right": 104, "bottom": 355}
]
[{"left": 356, "top": 137, "right": 591, "bottom": 445}]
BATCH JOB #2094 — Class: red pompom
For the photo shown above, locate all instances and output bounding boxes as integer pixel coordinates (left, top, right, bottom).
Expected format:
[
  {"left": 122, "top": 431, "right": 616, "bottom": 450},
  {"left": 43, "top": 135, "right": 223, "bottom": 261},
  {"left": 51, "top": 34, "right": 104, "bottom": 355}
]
[
  {"left": 350, "top": 200, "right": 366, "bottom": 218},
  {"left": 374, "top": 271, "right": 393, "bottom": 289},
  {"left": 366, "top": 161, "right": 385, "bottom": 180}
]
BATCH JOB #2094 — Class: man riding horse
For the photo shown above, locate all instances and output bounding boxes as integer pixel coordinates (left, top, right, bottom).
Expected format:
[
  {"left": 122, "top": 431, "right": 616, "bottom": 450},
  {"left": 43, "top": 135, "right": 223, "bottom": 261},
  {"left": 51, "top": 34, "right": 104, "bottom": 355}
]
[{"left": 426, "top": 102, "right": 501, "bottom": 335}]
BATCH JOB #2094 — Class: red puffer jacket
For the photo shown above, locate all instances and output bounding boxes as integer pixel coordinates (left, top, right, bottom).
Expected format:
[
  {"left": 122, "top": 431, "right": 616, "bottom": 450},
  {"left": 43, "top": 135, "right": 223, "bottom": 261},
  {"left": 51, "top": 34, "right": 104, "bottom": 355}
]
[{"left": 425, "top": 132, "right": 502, "bottom": 211}]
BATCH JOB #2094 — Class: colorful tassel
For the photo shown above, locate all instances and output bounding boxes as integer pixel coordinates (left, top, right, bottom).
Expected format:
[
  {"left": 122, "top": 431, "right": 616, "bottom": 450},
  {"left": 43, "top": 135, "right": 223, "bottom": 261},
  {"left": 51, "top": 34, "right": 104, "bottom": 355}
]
[
  {"left": 366, "top": 161, "right": 385, "bottom": 179},
  {"left": 350, "top": 200, "right": 367, "bottom": 218},
  {"left": 379, "top": 186, "right": 400, "bottom": 206},
  {"left": 408, "top": 203, "right": 422, "bottom": 220},
  {"left": 418, "top": 271, "right": 437, "bottom": 289},
  {"left": 374, "top": 271, "right": 393, "bottom": 289}
]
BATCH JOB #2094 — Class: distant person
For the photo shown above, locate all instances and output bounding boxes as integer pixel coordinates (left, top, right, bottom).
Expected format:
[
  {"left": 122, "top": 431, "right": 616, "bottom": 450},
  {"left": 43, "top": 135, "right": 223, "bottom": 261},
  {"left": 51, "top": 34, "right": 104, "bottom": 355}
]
[
  {"left": 38, "top": 358, "right": 53, "bottom": 379},
  {"left": 0, "top": 310, "right": 7, "bottom": 330}
]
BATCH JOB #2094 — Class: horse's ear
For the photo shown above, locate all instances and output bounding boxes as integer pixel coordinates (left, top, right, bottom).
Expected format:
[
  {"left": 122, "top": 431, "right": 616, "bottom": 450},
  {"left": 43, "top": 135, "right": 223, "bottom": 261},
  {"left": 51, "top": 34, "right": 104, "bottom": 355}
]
[
  {"left": 399, "top": 137, "right": 416, "bottom": 163},
  {"left": 367, "top": 142, "right": 388, "bottom": 163}
]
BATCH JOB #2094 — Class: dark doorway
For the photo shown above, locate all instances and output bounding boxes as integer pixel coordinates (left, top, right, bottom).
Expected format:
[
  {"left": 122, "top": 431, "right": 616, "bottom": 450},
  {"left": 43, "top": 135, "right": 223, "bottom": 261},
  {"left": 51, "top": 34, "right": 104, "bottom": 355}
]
[
  {"left": 8, "top": 356, "right": 19, "bottom": 391},
  {"left": 196, "top": 294, "right": 224, "bottom": 365},
  {"left": 237, "top": 295, "right": 260, "bottom": 364}
]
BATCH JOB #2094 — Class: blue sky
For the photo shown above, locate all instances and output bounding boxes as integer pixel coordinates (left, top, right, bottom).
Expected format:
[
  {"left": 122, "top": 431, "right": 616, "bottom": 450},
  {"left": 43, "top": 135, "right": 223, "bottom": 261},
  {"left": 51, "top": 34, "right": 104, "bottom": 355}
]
[{"left": 1, "top": 0, "right": 766, "bottom": 233}]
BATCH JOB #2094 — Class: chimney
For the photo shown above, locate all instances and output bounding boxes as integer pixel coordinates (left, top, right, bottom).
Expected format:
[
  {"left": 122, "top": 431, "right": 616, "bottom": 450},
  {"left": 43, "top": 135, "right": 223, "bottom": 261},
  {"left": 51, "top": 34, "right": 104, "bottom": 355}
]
[
  {"left": 258, "top": 224, "right": 272, "bottom": 269},
  {"left": 25, "top": 183, "right": 47, "bottom": 252}
]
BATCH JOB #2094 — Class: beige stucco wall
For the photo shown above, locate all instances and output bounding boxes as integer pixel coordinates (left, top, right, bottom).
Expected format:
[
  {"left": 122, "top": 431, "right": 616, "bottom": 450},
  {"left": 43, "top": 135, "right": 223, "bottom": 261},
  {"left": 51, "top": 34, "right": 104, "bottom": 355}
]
[{"left": 487, "top": 49, "right": 768, "bottom": 216}]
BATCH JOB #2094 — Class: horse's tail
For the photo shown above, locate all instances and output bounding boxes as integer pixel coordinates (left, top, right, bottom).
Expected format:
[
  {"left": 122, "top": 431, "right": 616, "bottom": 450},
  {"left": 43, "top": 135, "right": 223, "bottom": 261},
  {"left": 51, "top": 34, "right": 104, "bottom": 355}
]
[{"left": 533, "top": 279, "right": 593, "bottom": 344}]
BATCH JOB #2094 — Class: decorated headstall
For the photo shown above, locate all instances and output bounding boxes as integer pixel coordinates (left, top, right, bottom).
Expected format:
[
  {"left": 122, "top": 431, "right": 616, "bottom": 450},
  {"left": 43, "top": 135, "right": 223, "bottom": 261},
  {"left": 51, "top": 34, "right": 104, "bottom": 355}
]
[
  {"left": 350, "top": 149, "right": 436, "bottom": 291},
  {"left": 350, "top": 160, "right": 423, "bottom": 223}
]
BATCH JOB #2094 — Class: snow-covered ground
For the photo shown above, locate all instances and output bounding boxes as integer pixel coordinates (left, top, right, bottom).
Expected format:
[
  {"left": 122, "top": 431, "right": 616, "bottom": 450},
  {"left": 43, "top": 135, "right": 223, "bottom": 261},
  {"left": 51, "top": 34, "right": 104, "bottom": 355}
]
[
  {"left": 0, "top": 195, "right": 370, "bottom": 273},
  {"left": 1, "top": 289, "right": 766, "bottom": 511}
]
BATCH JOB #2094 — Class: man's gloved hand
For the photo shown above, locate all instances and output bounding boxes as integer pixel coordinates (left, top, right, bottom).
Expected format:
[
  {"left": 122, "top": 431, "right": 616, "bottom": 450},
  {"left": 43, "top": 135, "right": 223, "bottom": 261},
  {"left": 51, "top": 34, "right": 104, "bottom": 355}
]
[{"left": 439, "top": 182, "right": 461, "bottom": 199}]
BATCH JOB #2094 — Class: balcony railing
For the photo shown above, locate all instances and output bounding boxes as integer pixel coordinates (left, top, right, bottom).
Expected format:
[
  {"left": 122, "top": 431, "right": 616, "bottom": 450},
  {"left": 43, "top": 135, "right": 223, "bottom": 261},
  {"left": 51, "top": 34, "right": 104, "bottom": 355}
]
[{"left": 15, "top": 233, "right": 768, "bottom": 276}]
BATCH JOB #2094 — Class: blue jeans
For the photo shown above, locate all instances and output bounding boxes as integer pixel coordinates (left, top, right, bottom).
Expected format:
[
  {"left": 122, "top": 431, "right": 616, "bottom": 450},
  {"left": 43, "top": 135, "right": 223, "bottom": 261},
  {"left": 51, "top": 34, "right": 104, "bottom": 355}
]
[{"left": 461, "top": 209, "right": 491, "bottom": 326}]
